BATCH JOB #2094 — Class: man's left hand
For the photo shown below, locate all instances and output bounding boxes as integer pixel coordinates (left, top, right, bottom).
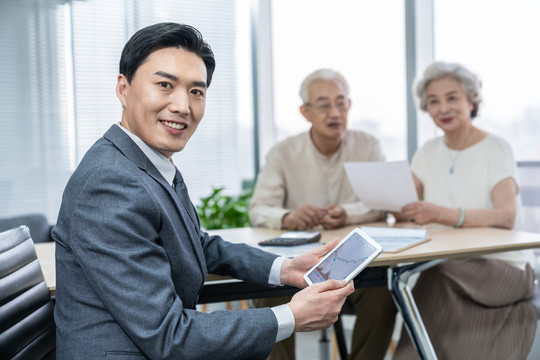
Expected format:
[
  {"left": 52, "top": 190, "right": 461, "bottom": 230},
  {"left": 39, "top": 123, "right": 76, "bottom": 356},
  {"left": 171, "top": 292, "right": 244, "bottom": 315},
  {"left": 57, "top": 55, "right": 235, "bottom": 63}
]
[{"left": 280, "top": 238, "right": 340, "bottom": 288}]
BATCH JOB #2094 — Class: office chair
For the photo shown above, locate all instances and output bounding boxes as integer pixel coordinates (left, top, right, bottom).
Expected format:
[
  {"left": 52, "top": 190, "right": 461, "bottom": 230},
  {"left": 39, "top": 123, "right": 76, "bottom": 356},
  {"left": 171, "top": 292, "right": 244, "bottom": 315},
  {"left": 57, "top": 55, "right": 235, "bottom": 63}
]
[
  {"left": 0, "top": 214, "right": 54, "bottom": 243},
  {"left": 0, "top": 226, "right": 56, "bottom": 359}
]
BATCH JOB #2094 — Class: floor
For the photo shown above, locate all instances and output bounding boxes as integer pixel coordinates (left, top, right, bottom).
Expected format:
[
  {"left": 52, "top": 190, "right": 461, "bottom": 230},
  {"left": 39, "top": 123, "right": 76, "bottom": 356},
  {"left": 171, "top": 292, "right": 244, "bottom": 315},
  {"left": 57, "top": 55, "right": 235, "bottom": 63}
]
[
  {"left": 206, "top": 278, "right": 540, "bottom": 360},
  {"left": 293, "top": 315, "right": 394, "bottom": 360},
  {"left": 216, "top": 307, "right": 540, "bottom": 360}
]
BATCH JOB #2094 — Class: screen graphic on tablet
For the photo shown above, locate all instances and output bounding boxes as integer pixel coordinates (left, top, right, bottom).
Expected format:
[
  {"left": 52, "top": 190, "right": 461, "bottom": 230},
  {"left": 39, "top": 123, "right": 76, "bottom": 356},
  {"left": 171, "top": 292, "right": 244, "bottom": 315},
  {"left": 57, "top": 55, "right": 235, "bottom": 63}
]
[{"left": 304, "top": 229, "right": 382, "bottom": 284}]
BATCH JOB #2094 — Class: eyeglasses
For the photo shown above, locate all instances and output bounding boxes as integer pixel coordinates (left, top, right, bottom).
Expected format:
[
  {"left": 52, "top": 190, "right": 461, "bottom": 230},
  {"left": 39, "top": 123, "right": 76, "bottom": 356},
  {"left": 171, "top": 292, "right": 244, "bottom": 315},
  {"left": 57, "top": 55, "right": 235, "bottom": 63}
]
[{"left": 305, "top": 101, "right": 349, "bottom": 114}]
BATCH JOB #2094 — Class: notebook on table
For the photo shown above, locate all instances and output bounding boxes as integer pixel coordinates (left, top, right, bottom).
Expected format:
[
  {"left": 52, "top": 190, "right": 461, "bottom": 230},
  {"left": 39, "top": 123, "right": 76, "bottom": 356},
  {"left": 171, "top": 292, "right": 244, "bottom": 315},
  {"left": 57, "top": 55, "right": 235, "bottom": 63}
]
[{"left": 361, "top": 226, "right": 429, "bottom": 253}]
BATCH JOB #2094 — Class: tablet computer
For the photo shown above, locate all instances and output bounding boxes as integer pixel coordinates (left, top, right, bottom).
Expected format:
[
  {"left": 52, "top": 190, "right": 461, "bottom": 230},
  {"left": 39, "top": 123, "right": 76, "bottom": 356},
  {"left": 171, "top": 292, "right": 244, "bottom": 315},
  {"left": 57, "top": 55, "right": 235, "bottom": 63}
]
[{"left": 303, "top": 227, "right": 383, "bottom": 285}]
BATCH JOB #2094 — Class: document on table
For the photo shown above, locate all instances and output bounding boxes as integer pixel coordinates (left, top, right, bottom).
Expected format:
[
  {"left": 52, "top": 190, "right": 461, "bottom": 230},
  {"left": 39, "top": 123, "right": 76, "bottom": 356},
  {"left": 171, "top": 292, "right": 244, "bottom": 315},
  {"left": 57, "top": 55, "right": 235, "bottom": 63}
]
[
  {"left": 361, "top": 226, "right": 429, "bottom": 253},
  {"left": 344, "top": 160, "right": 418, "bottom": 212}
]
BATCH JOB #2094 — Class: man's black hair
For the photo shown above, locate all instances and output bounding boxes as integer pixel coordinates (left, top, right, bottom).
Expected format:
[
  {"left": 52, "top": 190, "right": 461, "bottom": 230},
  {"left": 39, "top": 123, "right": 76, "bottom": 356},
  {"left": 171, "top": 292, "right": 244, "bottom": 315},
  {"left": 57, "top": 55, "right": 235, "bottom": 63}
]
[{"left": 119, "top": 22, "right": 216, "bottom": 87}]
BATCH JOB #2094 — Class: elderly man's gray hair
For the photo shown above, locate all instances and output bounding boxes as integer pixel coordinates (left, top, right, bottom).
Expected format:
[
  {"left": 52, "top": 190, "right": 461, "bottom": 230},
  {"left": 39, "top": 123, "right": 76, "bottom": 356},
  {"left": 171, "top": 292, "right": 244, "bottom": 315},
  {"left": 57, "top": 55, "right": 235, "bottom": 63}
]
[{"left": 299, "top": 69, "right": 350, "bottom": 104}]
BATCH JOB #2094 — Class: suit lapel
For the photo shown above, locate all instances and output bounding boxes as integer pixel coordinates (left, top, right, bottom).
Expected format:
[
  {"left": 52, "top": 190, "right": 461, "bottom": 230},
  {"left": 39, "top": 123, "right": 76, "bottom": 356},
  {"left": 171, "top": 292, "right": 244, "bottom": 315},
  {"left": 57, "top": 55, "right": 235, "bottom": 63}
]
[
  {"left": 103, "top": 125, "right": 207, "bottom": 276},
  {"left": 146, "top": 170, "right": 208, "bottom": 279}
]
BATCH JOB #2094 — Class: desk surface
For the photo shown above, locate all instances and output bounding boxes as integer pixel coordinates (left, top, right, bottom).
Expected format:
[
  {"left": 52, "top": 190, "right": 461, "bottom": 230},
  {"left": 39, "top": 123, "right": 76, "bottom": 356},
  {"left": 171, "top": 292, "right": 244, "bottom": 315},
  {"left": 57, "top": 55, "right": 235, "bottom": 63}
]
[
  {"left": 208, "top": 223, "right": 540, "bottom": 266},
  {"left": 36, "top": 222, "right": 540, "bottom": 296}
]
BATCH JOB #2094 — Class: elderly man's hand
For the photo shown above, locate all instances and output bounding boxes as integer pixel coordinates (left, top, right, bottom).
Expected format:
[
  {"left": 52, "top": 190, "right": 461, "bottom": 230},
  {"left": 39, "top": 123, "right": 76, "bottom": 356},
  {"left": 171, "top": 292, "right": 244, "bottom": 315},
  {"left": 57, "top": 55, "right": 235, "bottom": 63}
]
[
  {"left": 321, "top": 205, "right": 347, "bottom": 229},
  {"left": 282, "top": 205, "right": 326, "bottom": 230}
]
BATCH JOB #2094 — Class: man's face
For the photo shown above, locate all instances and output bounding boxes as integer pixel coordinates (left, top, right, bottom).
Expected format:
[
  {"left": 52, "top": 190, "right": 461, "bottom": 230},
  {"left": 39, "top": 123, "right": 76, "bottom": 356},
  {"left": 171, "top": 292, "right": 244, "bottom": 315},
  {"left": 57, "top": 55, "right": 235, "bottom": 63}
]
[
  {"left": 116, "top": 47, "right": 207, "bottom": 159},
  {"left": 300, "top": 79, "right": 351, "bottom": 142}
]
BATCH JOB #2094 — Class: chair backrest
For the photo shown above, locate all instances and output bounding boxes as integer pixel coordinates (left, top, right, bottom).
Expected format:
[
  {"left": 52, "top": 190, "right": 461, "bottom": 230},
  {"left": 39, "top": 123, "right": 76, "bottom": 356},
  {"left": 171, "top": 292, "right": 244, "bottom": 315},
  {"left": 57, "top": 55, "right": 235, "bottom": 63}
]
[
  {"left": 0, "top": 226, "right": 56, "bottom": 359},
  {"left": 517, "top": 162, "right": 540, "bottom": 233},
  {"left": 0, "top": 214, "right": 53, "bottom": 244}
]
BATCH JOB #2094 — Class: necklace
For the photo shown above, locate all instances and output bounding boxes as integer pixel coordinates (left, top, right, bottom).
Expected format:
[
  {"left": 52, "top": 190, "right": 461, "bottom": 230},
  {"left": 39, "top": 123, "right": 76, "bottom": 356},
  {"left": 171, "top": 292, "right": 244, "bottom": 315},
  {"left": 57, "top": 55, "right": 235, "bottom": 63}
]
[{"left": 446, "top": 128, "right": 474, "bottom": 174}]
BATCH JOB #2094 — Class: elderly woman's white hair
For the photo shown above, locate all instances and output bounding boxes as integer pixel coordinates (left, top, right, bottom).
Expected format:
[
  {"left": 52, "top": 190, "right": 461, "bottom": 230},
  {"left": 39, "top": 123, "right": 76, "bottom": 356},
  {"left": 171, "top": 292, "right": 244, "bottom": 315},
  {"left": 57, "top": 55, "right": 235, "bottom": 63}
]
[
  {"left": 414, "top": 62, "right": 483, "bottom": 118},
  {"left": 299, "top": 69, "right": 350, "bottom": 104}
]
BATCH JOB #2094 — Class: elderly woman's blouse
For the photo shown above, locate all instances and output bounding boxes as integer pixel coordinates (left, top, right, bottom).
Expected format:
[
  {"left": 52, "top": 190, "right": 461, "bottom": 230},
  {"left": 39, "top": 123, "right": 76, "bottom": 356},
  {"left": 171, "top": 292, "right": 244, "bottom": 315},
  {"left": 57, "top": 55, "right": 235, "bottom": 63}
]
[{"left": 411, "top": 133, "right": 534, "bottom": 270}]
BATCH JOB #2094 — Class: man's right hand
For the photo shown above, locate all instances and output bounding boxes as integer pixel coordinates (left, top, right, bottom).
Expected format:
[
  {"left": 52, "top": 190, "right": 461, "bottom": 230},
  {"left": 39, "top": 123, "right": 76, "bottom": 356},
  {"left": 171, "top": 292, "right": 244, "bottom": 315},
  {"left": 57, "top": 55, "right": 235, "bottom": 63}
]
[
  {"left": 282, "top": 205, "right": 326, "bottom": 230},
  {"left": 287, "top": 280, "right": 354, "bottom": 332}
]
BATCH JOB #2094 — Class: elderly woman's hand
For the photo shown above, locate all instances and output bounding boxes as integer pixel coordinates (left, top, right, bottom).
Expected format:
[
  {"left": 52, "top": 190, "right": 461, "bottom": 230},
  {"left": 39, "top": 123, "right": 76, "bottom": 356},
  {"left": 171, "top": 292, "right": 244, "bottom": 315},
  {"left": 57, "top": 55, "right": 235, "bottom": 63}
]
[{"left": 401, "top": 201, "right": 441, "bottom": 225}]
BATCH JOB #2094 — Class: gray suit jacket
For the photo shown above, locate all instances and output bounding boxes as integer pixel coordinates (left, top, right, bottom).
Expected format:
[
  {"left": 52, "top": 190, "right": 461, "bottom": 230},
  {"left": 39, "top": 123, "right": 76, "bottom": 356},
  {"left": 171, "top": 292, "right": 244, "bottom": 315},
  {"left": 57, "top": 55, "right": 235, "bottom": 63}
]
[{"left": 53, "top": 125, "right": 279, "bottom": 359}]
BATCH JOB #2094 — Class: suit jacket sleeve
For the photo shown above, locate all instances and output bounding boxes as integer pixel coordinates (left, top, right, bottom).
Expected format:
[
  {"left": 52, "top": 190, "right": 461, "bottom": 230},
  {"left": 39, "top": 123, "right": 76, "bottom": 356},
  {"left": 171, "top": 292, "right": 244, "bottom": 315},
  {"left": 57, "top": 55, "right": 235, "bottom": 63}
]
[
  {"left": 201, "top": 231, "right": 280, "bottom": 284},
  {"left": 59, "top": 164, "right": 278, "bottom": 360}
]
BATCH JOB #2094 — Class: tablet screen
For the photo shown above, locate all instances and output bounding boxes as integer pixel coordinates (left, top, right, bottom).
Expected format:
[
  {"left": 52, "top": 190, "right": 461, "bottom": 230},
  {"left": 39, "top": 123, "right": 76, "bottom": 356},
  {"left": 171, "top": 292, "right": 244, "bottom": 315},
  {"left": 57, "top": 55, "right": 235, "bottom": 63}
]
[{"left": 304, "top": 229, "right": 381, "bottom": 284}]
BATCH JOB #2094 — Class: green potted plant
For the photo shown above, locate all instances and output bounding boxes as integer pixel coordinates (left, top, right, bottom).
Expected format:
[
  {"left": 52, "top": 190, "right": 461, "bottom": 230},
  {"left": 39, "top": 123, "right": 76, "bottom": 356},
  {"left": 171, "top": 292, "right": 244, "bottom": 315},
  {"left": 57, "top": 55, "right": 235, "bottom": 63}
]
[{"left": 196, "top": 187, "right": 253, "bottom": 230}]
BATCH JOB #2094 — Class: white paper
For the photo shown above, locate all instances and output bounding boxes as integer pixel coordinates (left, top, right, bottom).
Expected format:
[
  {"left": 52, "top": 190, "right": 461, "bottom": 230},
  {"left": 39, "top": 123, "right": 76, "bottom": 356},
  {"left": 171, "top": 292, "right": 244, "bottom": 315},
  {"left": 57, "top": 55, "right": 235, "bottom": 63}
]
[{"left": 344, "top": 160, "right": 418, "bottom": 212}]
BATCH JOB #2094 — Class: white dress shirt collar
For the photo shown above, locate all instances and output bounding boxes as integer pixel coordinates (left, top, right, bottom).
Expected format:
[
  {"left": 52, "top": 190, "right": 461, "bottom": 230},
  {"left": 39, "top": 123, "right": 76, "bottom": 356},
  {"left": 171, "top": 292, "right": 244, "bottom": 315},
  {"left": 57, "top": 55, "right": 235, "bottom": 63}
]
[{"left": 115, "top": 123, "right": 176, "bottom": 186}]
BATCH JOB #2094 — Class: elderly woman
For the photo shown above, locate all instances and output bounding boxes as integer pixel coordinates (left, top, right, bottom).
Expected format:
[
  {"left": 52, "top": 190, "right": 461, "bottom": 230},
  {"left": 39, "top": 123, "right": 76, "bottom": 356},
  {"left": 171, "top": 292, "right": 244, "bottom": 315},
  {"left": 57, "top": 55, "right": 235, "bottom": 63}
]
[{"left": 394, "top": 62, "right": 536, "bottom": 359}]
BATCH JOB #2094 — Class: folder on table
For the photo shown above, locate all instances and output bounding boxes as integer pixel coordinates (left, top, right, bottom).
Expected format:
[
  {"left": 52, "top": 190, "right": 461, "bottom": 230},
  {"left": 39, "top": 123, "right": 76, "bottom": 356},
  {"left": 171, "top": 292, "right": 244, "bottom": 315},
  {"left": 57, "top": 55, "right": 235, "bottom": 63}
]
[{"left": 361, "top": 226, "right": 429, "bottom": 253}]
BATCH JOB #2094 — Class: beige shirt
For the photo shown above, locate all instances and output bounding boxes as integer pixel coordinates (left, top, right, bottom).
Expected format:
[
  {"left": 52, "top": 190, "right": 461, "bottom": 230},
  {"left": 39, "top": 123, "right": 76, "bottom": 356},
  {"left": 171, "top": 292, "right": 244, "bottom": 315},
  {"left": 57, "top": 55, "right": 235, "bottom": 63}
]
[{"left": 249, "top": 130, "right": 385, "bottom": 229}]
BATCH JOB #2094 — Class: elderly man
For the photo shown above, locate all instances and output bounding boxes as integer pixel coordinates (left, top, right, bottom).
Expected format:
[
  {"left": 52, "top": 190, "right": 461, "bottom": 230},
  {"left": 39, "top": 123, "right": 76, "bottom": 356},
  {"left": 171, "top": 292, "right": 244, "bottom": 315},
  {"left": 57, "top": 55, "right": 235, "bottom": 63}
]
[{"left": 249, "top": 69, "right": 396, "bottom": 360}]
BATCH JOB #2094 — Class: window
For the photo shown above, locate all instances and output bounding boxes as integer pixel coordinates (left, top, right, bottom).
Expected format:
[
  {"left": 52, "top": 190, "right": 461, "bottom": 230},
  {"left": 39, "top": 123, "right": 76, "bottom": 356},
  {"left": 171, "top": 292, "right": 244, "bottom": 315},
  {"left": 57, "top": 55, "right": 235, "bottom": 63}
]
[
  {"left": 5, "top": 0, "right": 537, "bottom": 226},
  {"left": 271, "top": 0, "right": 407, "bottom": 161},
  {"left": 0, "top": 1, "right": 71, "bottom": 223},
  {"left": 431, "top": 0, "right": 540, "bottom": 231},
  {"left": 0, "top": 0, "right": 254, "bottom": 223},
  {"left": 427, "top": 0, "right": 540, "bottom": 162}
]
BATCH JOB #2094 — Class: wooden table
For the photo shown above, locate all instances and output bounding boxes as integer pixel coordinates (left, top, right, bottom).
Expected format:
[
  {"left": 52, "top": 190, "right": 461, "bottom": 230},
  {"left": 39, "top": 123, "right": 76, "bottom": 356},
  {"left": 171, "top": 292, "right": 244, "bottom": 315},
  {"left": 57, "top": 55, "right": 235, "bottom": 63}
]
[
  {"left": 207, "top": 223, "right": 540, "bottom": 265},
  {"left": 36, "top": 223, "right": 540, "bottom": 360}
]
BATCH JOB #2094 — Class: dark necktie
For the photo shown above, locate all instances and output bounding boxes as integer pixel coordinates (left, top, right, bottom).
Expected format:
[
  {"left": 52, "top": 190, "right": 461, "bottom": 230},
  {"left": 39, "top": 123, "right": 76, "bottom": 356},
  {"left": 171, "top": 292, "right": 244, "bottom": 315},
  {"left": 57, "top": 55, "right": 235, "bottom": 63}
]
[{"left": 173, "top": 169, "right": 198, "bottom": 226}]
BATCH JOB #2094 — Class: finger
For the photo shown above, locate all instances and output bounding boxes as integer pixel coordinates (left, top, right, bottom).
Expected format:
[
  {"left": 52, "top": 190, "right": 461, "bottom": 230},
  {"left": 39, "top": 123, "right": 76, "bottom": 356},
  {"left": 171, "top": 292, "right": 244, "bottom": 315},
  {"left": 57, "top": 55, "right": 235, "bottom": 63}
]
[
  {"left": 311, "top": 238, "right": 340, "bottom": 257},
  {"left": 337, "top": 281, "right": 355, "bottom": 294},
  {"left": 336, "top": 283, "right": 354, "bottom": 301},
  {"left": 321, "top": 216, "right": 339, "bottom": 227},
  {"left": 401, "top": 203, "right": 416, "bottom": 212},
  {"left": 286, "top": 212, "right": 306, "bottom": 229},
  {"left": 299, "top": 205, "right": 320, "bottom": 215},
  {"left": 302, "top": 209, "right": 323, "bottom": 225},
  {"left": 313, "top": 279, "right": 348, "bottom": 292},
  {"left": 292, "top": 215, "right": 309, "bottom": 229},
  {"left": 296, "top": 211, "right": 317, "bottom": 226},
  {"left": 344, "top": 281, "right": 355, "bottom": 293},
  {"left": 296, "top": 218, "right": 315, "bottom": 230},
  {"left": 321, "top": 220, "right": 337, "bottom": 230},
  {"left": 307, "top": 205, "right": 327, "bottom": 218},
  {"left": 327, "top": 206, "right": 342, "bottom": 216},
  {"left": 321, "top": 205, "right": 334, "bottom": 214},
  {"left": 402, "top": 210, "right": 414, "bottom": 219},
  {"left": 305, "top": 216, "right": 321, "bottom": 228},
  {"left": 328, "top": 283, "right": 356, "bottom": 304}
]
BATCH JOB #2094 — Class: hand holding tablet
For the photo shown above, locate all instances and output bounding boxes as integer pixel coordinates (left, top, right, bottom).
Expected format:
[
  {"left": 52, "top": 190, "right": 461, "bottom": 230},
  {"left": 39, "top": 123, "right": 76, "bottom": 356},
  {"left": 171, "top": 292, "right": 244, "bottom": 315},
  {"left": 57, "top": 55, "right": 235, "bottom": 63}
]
[{"left": 304, "top": 228, "right": 383, "bottom": 285}]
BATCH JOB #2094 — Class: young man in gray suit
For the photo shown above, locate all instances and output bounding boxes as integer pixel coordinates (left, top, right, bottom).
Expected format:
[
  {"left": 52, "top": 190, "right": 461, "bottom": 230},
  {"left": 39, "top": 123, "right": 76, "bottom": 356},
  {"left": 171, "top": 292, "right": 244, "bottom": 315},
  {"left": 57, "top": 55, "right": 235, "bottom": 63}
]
[{"left": 52, "top": 22, "right": 354, "bottom": 360}]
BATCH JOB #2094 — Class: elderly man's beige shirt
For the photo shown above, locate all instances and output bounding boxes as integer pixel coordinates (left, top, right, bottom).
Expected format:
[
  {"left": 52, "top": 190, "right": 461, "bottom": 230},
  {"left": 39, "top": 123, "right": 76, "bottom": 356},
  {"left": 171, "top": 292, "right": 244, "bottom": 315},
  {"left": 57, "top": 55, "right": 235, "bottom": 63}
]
[{"left": 249, "top": 130, "right": 385, "bottom": 229}]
